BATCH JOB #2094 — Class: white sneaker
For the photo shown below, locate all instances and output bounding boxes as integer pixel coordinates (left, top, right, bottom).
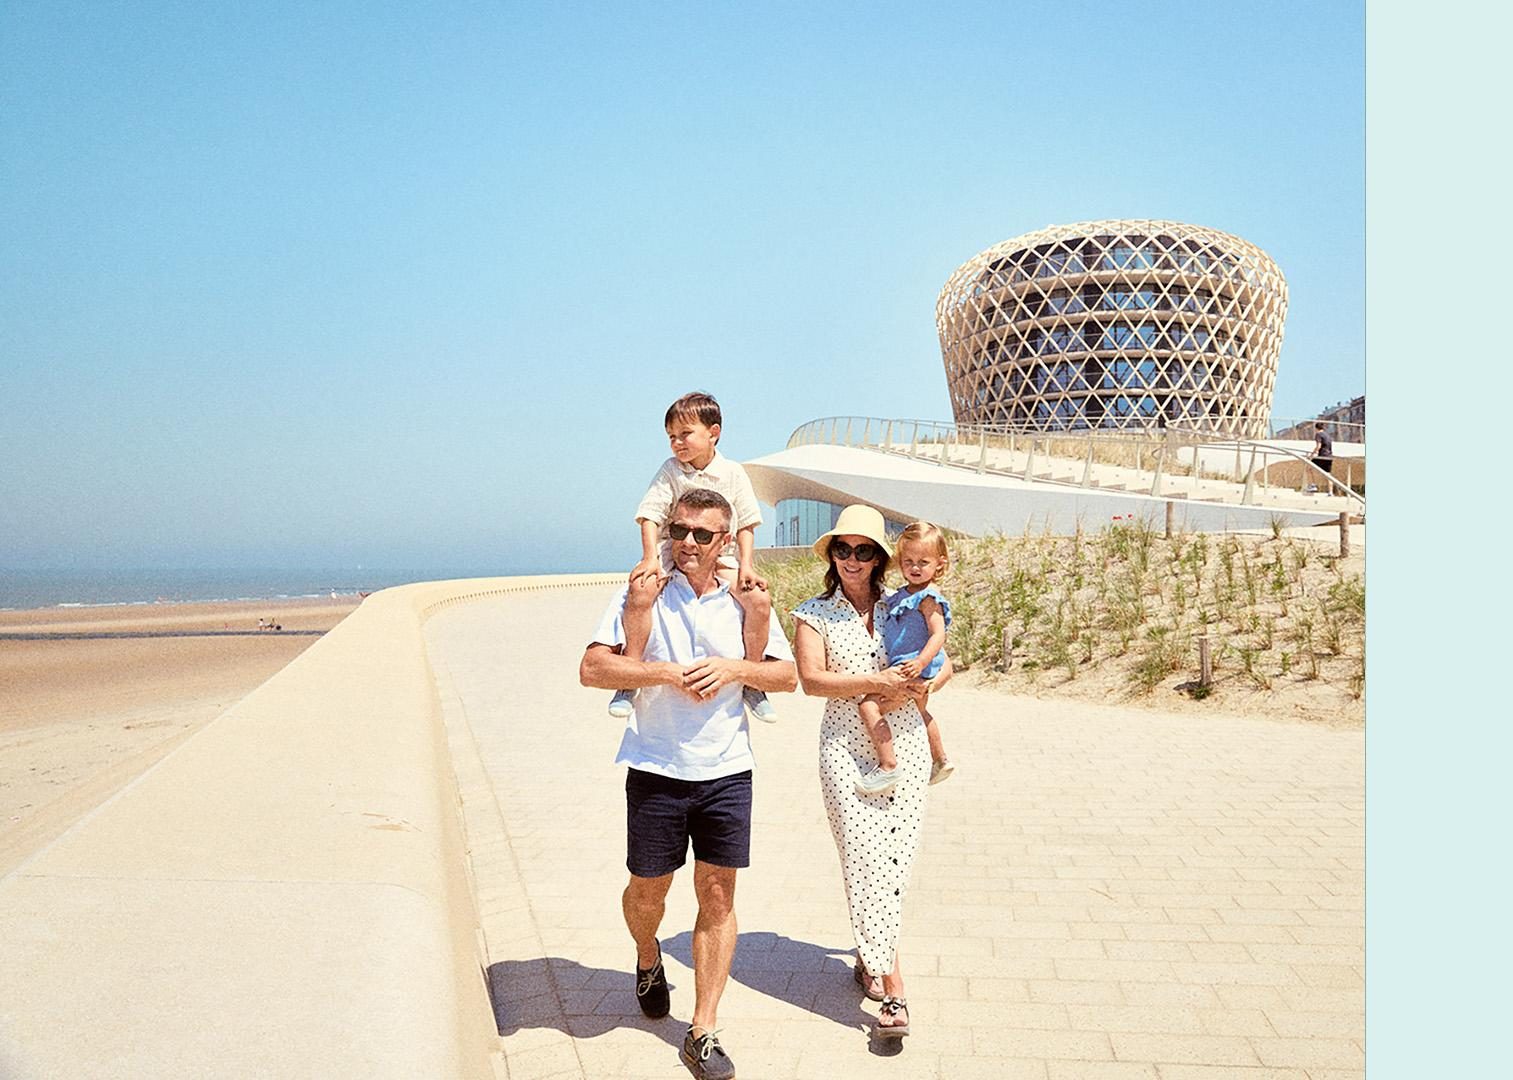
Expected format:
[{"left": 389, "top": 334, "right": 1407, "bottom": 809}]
[
  {"left": 744, "top": 687, "right": 778, "bottom": 723},
  {"left": 856, "top": 766, "right": 901, "bottom": 796},
  {"left": 608, "top": 689, "right": 634, "bottom": 719},
  {"left": 929, "top": 759, "right": 955, "bottom": 785}
]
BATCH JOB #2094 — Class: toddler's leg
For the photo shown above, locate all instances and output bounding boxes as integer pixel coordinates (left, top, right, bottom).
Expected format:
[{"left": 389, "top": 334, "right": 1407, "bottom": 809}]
[
  {"left": 921, "top": 703, "right": 947, "bottom": 763},
  {"left": 858, "top": 696, "right": 896, "bottom": 767},
  {"left": 855, "top": 696, "right": 901, "bottom": 795},
  {"left": 922, "top": 701, "right": 955, "bottom": 785}
]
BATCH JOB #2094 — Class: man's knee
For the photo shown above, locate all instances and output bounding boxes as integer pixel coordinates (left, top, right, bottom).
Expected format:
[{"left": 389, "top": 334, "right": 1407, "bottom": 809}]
[
  {"left": 693, "top": 863, "right": 738, "bottom": 918},
  {"left": 625, "top": 872, "right": 674, "bottom": 909}
]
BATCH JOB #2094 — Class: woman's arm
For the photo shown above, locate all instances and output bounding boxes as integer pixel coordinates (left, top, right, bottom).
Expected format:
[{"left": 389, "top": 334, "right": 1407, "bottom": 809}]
[{"left": 794, "top": 622, "right": 909, "bottom": 699}]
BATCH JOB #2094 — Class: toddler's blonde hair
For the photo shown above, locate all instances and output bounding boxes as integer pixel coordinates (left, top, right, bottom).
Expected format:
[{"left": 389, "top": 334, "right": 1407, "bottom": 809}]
[{"left": 896, "top": 521, "right": 949, "bottom": 580}]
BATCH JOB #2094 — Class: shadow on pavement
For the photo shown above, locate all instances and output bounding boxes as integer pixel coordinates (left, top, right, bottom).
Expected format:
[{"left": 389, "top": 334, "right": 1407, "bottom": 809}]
[
  {"left": 489, "top": 933, "right": 898, "bottom": 1060},
  {"left": 662, "top": 930, "right": 876, "bottom": 1033},
  {"left": 487, "top": 957, "right": 684, "bottom": 1049}
]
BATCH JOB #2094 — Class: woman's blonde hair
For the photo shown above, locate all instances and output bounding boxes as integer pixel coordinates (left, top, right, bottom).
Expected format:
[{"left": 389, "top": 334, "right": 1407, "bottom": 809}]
[{"left": 896, "top": 521, "right": 949, "bottom": 580}]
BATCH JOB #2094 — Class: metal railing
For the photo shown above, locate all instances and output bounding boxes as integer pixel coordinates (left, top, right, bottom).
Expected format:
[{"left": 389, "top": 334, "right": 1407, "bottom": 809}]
[
  {"left": 785, "top": 416, "right": 1365, "bottom": 510},
  {"left": 1267, "top": 415, "right": 1367, "bottom": 444}
]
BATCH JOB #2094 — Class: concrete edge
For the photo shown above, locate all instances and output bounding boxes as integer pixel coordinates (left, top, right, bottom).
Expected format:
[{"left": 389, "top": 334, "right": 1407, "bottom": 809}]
[{"left": 0, "top": 573, "right": 620, "bottom": 1080}]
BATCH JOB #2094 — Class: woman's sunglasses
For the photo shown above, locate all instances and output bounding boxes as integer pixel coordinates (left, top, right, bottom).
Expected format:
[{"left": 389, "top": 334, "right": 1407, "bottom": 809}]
[
  {"left": 668, "top": 522, "right": 722, "bottom": 545},
  {"left": 830, "top": 540, "right": 880, "bottom": 563}
]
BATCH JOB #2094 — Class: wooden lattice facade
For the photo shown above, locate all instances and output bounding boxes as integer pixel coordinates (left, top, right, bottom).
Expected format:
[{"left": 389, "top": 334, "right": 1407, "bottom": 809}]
[{"left": 937, "top": 220, "right": 1287, "bottom": 437}]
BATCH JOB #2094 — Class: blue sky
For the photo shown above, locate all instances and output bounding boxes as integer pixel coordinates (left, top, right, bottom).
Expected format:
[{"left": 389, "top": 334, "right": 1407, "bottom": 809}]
[{"left": 1, "top": 0, "right": 1363, "bottom": 572}]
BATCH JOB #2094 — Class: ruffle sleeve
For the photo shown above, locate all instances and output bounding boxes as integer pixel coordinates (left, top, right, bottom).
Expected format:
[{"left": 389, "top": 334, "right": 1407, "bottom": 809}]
[
  {"left": 884, "top": 585, "right": 952, "bottom": 629},
  {"left": 791, "top": 595, "right": 831, "bottom": 637}
]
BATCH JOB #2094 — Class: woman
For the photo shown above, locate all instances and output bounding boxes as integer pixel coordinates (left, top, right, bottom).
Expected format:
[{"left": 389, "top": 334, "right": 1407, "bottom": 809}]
[{"left": 791, "top": 504, "right": 950, "bottom": 1040}]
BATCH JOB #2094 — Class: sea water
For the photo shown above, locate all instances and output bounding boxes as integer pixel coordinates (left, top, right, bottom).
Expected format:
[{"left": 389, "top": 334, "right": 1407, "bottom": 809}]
[{"left": 0, "top": 568, "right": 512, "bottom": 611}]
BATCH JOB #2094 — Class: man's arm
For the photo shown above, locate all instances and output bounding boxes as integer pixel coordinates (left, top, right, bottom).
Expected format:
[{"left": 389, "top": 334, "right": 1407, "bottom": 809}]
[{"left": 579, "top": 643, "right": 686, "bottom": 691}]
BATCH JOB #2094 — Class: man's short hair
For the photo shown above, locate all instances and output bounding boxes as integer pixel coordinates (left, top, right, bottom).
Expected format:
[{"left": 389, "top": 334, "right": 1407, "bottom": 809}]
[
  {"left": 1315, "top": 422, "right": 1326, "bottom": 430},
  {"left": 665, "top": 392, "right": 722, "bottom": 432},
  {"left": 673, "top": 488, "right": 733, "bottom": 529}
]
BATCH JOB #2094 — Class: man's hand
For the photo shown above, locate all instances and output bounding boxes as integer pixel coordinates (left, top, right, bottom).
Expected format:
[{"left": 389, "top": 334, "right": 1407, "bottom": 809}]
[
  {"left": 682, "top": 656, "right": 745, "bottom": 699},
  {"left": 737, "top": 564, "right": 768, "bottom": 592}
]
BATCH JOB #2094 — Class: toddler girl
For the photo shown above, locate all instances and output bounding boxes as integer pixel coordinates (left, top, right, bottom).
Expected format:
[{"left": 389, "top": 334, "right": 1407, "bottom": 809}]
[{"left": 856, "top": 521, "right": 955, "bottom": 795}]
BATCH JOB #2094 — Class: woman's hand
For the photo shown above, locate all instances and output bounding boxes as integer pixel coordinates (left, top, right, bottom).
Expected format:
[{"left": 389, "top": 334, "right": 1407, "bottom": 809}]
[{"left": 872, "top": 664, "right": 914, "bottom": 696}]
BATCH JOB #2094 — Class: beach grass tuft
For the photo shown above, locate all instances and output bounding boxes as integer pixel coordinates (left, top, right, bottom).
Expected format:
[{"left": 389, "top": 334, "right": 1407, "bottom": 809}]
[{"left": 759, "top": 519, "right": 1366, "bottom": 715}]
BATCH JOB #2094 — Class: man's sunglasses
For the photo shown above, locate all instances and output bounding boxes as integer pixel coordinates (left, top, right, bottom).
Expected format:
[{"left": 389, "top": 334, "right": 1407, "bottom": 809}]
[
  {"left": 669, "top": 522, "right": 723, "bottom": 545},
  {"left": 830, "top": 540, "right": 881, "bottom": 563}
]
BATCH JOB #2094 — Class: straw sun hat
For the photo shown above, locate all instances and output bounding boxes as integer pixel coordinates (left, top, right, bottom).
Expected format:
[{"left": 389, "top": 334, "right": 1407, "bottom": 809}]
[{"left": 811, "top": 504, "right": 893, "bottom": 562}]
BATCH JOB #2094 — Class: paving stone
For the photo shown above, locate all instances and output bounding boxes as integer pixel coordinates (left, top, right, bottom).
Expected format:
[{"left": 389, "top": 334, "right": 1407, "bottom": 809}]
[{"left": 426, "top": 586, "right": 1363, "bottom": 1080}]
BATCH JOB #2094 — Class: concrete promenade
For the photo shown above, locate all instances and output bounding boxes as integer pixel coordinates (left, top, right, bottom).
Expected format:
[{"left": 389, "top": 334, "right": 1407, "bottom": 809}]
[{"left": 428, "top": 584, "right": 1365, "bottom": 1080}]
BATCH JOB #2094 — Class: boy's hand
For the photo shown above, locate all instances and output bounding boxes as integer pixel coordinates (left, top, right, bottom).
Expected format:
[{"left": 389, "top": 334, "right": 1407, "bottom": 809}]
[
  {"left": 738, "top": 565, "right": 768, "bottom": 592},
  {"left": 629, "top": 557, "right": 662, "bottom": 585},
  {"left": 896, "top": 658, "right": 924, "bottom": 679}
]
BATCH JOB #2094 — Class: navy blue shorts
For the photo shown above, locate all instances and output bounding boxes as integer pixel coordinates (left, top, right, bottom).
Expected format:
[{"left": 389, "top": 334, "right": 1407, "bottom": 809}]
[{"left": 625, "top": 768, "right": 752, "bottom": 878}]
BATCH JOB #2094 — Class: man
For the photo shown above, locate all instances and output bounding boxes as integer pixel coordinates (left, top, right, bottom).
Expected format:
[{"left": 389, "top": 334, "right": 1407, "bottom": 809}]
[
  {"left": 1311, "top": 422, "right": 1335, "bottom": 490},
  {"left": 579, "top": 488, "right": 796, "bottom": 1080}
]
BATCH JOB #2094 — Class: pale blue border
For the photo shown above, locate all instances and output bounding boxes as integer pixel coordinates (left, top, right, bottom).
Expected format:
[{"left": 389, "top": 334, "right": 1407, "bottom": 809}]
[{"left": 1367, "top": 2, "right": 1508, "bottom": 1075}]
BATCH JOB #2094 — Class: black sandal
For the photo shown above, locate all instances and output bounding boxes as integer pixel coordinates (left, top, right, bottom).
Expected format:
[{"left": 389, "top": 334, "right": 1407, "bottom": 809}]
[{"left": 875, "top": 995, "right": 910, "bottom": 1038}]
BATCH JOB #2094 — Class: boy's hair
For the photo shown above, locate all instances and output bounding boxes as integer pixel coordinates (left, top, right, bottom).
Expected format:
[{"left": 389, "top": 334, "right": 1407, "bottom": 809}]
[
  {"left": 672, "top": 488, "right": 733, "bottom": 529},
  {"left": 897, "top": 521, "right": 950, "bottom": 579},
  {"left": 665, "top": 392, "right": 723, "bottom": 434}
]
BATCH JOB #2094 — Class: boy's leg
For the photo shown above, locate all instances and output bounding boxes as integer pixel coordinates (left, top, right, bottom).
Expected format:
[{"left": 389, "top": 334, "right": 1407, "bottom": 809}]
[{"left": 721, "top": 566, "right": 778, "bottom": 721}]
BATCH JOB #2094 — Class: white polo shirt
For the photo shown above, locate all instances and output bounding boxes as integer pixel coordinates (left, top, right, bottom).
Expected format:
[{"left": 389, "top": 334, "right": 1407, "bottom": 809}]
[{"left": 591, "top": 572, "right": 792, "bottom": 781}]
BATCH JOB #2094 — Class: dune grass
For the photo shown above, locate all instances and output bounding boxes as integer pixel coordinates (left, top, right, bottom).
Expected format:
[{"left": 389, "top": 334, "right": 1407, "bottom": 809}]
[{"left": 759, "top": 519, "right": 1365, "bottom": 706}]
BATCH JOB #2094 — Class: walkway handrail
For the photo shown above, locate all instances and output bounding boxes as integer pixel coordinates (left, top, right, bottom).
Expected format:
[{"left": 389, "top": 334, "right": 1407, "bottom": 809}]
[{"left": 783, "top": 416, "right": 1365, "bottom": 510}]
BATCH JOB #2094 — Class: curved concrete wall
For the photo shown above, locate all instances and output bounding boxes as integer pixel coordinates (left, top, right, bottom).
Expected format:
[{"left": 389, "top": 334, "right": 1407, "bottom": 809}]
[{"left": 0, "top": 574, "right": 618, "bottom": 1080}]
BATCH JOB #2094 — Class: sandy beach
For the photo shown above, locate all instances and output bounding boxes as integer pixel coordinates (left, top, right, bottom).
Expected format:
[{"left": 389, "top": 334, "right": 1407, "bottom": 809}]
[{"left": 0, "top": 597, "right": 359, "bottom": 874}]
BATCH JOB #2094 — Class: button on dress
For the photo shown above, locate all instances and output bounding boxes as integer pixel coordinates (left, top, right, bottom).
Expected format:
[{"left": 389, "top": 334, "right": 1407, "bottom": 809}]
[{"left": 793, "top": 591, "right": 930, "bottom": 978}]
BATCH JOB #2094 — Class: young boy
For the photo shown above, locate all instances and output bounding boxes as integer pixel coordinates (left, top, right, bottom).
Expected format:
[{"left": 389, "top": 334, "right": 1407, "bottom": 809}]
[{"left": 609, "top": 392, "right": 777, "bottom": 723}]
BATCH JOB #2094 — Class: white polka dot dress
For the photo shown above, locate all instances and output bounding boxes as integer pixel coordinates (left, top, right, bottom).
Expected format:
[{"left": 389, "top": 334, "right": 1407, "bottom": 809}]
[{"left": 793, "top": 592, "right": 930, "bottom": 979}]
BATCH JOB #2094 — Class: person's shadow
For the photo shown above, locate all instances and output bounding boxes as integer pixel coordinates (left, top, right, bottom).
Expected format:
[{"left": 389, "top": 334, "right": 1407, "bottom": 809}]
[{"left": 487, "top": 932, "right": 901, "bottom": 1060}]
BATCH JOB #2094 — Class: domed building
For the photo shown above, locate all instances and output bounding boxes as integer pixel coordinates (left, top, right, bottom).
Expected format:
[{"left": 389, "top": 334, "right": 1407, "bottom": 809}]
[{"left": 936, "top": 220, "right": 1287, "bottom": 437}]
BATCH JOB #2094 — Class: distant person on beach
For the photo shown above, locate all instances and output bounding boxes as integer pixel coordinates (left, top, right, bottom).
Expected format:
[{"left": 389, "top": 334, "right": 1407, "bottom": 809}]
[
  {"left": 1308, "top": 423, "right": 1335, "bottom": 492},
  {"left": 1312, "top": 423, "right": 1335, "bottom": 475},
  {"left": 791, "top": 504, "right": 953, "bottom": 1042},
  {"left": 854, "top": 521, "right": 955, "bottom": 796},
  {"left": 580, "top": 488, "right": 796, "bottom": 1080},
  {"left": 607, "top": 392, "right": 776, "bottom": 724}
]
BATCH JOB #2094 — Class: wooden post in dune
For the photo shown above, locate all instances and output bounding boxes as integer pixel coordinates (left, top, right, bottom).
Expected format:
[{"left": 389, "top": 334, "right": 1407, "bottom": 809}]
[
  {"left": 1339, "top": 511, "right": 1350, "bottom": 557},
  {"left": 1001, "top": 627, "right": 1014, "bottom": 670},
  {"left": 1199, "top": 635, "right": 1212, "bottom": 688},
  {"left": 1165, "top": 500, "right": 1175, "bottom": 539}
]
